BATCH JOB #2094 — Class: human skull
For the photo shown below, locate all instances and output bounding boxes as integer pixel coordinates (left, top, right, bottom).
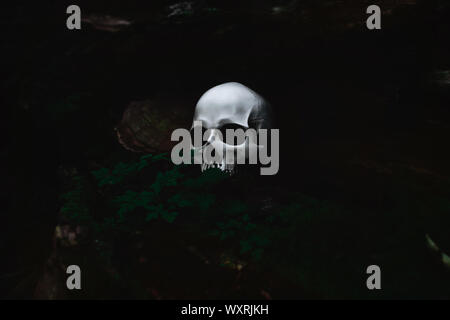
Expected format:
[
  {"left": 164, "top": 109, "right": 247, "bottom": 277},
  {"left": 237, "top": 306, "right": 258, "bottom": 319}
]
[{"left": 191, "top": 82, "right": 273, "bottom": 173}]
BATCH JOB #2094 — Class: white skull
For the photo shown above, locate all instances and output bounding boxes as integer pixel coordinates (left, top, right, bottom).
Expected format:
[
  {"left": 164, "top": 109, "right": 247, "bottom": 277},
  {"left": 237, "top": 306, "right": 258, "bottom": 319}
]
[{"left": 191, "top": 82, "right": 273, "bottom": 173}]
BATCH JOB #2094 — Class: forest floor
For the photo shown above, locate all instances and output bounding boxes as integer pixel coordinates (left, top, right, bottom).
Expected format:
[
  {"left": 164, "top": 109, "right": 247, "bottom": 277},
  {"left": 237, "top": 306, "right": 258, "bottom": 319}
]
[{"left": 2, "top": 1, "right": 450, "bottom": 299}]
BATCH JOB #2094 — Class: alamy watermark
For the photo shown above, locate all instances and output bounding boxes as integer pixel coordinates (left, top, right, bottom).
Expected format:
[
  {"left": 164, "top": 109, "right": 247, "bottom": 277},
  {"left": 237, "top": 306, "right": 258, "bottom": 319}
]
[{"left": 170, "top": 121, "right": 279, "bottom": 175}]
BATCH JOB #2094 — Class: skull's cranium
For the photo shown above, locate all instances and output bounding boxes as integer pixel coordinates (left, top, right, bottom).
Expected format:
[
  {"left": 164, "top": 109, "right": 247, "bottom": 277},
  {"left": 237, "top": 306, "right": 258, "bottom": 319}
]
[{"left": 190, "top": 82, "right": 273, "bottom": 173}]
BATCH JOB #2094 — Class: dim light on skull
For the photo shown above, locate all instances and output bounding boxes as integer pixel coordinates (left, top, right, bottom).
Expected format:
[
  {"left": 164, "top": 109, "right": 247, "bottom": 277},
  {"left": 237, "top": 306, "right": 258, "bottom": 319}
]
[{"left": 170, "top": 82, "right": 279, "bottom": 175}]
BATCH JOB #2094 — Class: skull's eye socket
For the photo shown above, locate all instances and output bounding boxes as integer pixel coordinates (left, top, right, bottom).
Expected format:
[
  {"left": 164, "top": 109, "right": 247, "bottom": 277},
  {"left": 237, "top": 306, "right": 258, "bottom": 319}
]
[
  {"left": 219, "top": 124, "right": 247, "bottom": 145},
  {"left": 190, "top": 125, "right": 207, "bottom": 148}
]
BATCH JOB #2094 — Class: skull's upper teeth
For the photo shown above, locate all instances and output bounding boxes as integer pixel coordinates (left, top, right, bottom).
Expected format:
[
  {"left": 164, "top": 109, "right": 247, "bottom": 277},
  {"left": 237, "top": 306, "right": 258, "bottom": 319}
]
[{"left": 201, "top": 162, "right": 234, "bottom": 174}]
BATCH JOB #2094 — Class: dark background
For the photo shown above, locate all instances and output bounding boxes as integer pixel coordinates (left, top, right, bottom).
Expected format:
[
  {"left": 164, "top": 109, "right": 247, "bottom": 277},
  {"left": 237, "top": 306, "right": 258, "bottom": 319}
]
[{"left": 1, "top": 0, "right": 450, "bottom": 299}]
